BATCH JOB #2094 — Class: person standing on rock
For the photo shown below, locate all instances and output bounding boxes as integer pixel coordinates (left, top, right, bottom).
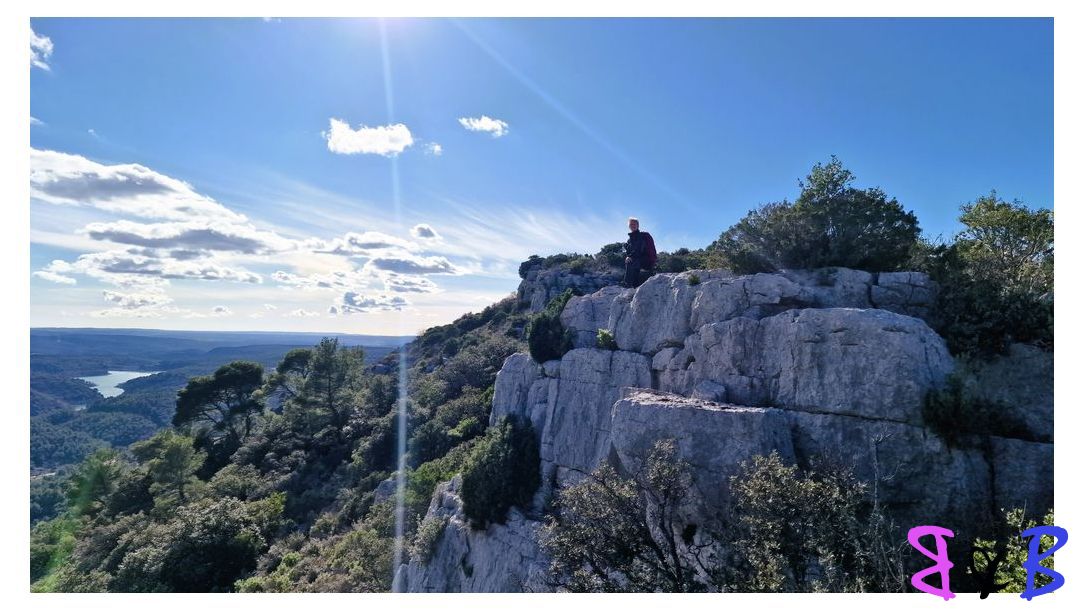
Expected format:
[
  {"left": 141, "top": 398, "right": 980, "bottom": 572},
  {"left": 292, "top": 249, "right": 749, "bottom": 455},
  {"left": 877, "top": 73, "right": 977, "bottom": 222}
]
[{"left": 623, "top": 217, "right": 657, "bottom": 288}]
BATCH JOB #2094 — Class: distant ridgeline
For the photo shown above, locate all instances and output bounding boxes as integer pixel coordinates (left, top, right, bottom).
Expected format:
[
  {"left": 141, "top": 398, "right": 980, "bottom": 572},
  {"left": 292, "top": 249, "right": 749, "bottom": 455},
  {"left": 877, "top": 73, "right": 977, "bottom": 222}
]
[{"left": 30, "top": 160, "right": 1054, "bottom": 594}]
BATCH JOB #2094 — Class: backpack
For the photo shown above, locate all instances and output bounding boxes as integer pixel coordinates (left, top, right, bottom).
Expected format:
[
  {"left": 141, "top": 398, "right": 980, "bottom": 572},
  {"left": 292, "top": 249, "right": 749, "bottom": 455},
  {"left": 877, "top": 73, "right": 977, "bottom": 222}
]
[{"left": 643, "top": 232, "right": 657, "bottom": 268}]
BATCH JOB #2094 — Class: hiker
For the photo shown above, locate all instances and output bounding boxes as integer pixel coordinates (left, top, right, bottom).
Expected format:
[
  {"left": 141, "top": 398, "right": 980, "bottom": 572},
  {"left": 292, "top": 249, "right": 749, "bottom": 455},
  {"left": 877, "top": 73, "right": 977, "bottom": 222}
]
[{"left": 623, "top": 217, "right": 657, "bottom": 288}]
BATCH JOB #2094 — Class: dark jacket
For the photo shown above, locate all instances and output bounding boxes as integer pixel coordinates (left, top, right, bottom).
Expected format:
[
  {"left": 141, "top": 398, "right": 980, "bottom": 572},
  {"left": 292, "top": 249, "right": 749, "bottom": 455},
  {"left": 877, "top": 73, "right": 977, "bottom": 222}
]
[{"left": 624, "top": 230, "right": 649, "bottom": 261}]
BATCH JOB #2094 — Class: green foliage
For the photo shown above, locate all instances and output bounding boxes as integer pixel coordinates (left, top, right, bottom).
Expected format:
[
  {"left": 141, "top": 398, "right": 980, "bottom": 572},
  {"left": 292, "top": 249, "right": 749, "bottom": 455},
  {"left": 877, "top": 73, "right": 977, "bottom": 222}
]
[
  {"left": 526, "top": 289, "right": 576, "bottom": 363},
  {"left": 461, "top": 416, "right": 540, "bottom": 529},
  {"left": 409, "top": 515, "right": 449, "bottom": 564},
  {"left": 596, "top": 328, "right": 617, "bottom": 351},
  {"left": 66, "top": 448, "right": 123, "bottom": 518},
  {"left": 728, "top": 452, "right": 905, "bottom": 592},
  {"left": 31, "top": 470, "right": 72, "bottom": 524},
  {"left": 543, "top": 439, "right": 712, "bottom": 592},
  {"left": 917, "top": 193, "right": 1053, "bottom": 357},
  {"left": 687, "top": 273, "right": 701, "bottom": 285},
  {"left": 173, "top": 360, "right": 265, "bottom": 450},
  {"left": 969, "top": 508, "right": 1057, "bottom": 596},
  {"left": 710, "top": 156, "right": 920, "bottom": 273},
  {"left": 922, "top": 375, "right": 1031, "bottom": 446},
  {"left": 131, "top": 430, "right": 207, "bottom": 510}
]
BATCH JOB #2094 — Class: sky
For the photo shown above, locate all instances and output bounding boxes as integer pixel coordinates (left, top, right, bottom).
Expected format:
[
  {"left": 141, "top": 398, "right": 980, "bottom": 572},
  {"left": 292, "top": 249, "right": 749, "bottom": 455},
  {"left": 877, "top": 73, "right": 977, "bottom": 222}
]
[{"left": 28, "top": 17, "right": 1054, "bottom": 335}]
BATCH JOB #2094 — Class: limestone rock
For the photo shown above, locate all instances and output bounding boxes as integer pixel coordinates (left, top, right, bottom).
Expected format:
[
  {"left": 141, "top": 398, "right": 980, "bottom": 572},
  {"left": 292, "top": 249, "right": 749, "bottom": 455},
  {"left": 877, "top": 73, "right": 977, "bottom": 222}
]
[
  {"left": 518, "top": 266, "right": 622, "bottom": 313},
  {"left": 609, "top": 389, "right": 795, "bottom": 517},
  {"left": 395, "top": 476, "right": 552, "bottom": 593},
  {"left": 990, "top": 437, "right": 1054, "bottom": 520},
  {"left": 560, "top": 285, "right": 628, "bottom": 349},
  {"left": 961, "top": 343, "right": 1053, "bottom": 442},
  {"left": 661, "top": 308, "right": 954, "bottom": 424}
]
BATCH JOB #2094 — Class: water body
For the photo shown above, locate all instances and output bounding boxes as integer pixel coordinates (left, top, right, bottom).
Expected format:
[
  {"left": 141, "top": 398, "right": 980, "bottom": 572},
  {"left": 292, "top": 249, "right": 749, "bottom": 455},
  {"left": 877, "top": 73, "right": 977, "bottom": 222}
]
[{"left": 79, "top": 371, "right": 159, "bottom": 399}]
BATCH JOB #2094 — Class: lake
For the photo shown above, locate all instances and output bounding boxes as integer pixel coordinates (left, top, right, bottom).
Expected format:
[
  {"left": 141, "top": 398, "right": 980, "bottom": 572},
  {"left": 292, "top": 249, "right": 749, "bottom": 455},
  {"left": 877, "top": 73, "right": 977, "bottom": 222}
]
[{"left": 79, "top": 370, "right": 160, "bottom": 399}]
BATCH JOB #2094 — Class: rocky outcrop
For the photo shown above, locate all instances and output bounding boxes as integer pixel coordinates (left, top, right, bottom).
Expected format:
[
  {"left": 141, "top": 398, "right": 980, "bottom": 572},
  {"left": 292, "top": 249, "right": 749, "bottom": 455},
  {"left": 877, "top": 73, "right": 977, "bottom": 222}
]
[
  {"left": 393, "top": 476, "right": 550, "bottom": 593},
  {"left": 401, "top": 267, "right": 1053, "bottom": 592},
  {"left": 518, "top": 266, "right": 622, "bottom": 313}
]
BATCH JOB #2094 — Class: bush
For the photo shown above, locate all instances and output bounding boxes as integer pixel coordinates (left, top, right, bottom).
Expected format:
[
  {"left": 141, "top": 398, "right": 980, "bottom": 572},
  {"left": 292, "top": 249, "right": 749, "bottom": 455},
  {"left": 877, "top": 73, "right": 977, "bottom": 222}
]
[
  {"left": 596, "top": 329, "right": 617, "bottom": 351},
  {"left": 409, "top": 515, "right": 449, "bottom": 564},
  {"left": 728, "top": 452, "right": 905, "bottom": 592},
  {"left": 709, "top": 157, "right": 920, "bottom": 274},
  {"left": 916, "top": 193, "right": 1053, "bottom": 357},
  {"left": 543, "top": 439, "right": 711, "bottom": 592},
  {"left": 526, "top": 289, "right": 576, "bottom": 363},
  {"left": 688, "top": 273, "right": 701, "bottom": 286},
  {"left": 460, "top": 416, "right": 540, "bottom": 529},
  {"left": 969, "top": 507, "right": 1057, "bottom": 597}
]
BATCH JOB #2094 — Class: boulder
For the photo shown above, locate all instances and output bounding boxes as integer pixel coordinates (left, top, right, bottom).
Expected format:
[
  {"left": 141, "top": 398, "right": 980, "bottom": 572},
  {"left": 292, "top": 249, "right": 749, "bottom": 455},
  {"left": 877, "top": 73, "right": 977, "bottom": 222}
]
[{"left": 560, "top": 285, "right": 628, "bottom": 348}]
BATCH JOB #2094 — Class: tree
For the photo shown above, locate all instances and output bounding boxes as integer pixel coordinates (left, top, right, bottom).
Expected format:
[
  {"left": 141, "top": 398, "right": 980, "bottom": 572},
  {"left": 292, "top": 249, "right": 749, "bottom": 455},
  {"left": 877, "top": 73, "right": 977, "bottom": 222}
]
[
  {"left": 66, "top": 448, "right": 122, "bottom": 518},
  {"left": 542, "top": 439, "right": 717, "bottom": 592},
  {"left": 266, "top": 348, "right": 312, "bottom": 400},
  {"left": 460, "top": 415, "right": 540, "bottom": 529},
  {"left": 131, "top": 430, "right": 207, "bottom": 509},
  {"left": 296, "top": 338, "right": 366, "bottom": 436},
  {"left": 917, "top": 193, "right": 1053, "bottom": 356},
  {"left": 710, "top": 157, "right": 921, "bottom": 273},
  {"left": 173, "top": 361, "right": 265, "bottom": 449},
  {"left": 956, "top": 192, "right": 1053, "bottom": 296}
]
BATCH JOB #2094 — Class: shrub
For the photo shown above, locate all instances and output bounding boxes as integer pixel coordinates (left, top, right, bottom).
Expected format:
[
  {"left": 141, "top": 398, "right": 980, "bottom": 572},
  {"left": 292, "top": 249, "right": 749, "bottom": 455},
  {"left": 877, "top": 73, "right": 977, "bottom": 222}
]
[
  {"left": 595, "top": 329, "right": 617, "bottom": 351},
  {"left": 460, "top": 416, "right": 540, "bottom": 529},
  {"left": 916, "top": 193, "right": 1053, "bottom": 357},
  {"left": 409, "top": 515, "right": 449, "bottom": 564},
  {"left": 728, "top": 452, "right": 905, "bottom": 592},
  {"left": 969, "top": 507, "right": 1057, "bottom": 597},
  {"left": 526, "top": 290, "right": 576, "bottom": 363},
  {"left": 709, "top": 157, "right": 920, "bottom": 274},
  {"left": 688, "top": 273, "right": 701, "bottom": 286},
  {"left": 543, "top": 439, "right": 711, "bottom": 592}
]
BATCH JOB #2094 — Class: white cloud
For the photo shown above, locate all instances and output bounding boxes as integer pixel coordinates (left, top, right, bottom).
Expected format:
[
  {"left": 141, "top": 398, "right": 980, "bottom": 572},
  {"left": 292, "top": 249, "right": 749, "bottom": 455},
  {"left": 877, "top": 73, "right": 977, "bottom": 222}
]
[
  {"left": 30, "top": 26, "right": 53, "bottom": 71},
  {"left": 458, "top": 115, "right": 509, "bottom": 138},
  {"left": 312, "top": 230, "right": 416, "bottom": 256},
  {"left": 87, "top": 128, "right": 99, "bottom": 138},
  {"left": 211, "top": 305, "right": 233, "bottom": 317},
  {"left": 33, "top": 269, "right": 76, "bottom": 285},
  {"left": 38, "top": 249, "right": 261, "bottom": 286},
  {"left": 31, "top": 148, "right": 247, "bottom": 223},
  {"left": 30, "top": 116, "right": 43, "bottom": 126},
  {"left": 382, "top": 274, "right": 439, "bottom": 293},
  {"left": 323, "top": 119, "right": 414, "bottom": 156},
  {"left": 411, "top": 223, "right": 440, "bottom": 240},
  {"left": 263, "top": 303, "right": 278, "bottom": 310},
  {"left": 81, "top": 219, "right": 293, "bottom": 254},
  {"left": 287, "top": 308, "right": 322, "bottom": 318},
  {"left": 364, "top": 252, "right": 457, "bottom": 275},
  {"left": 330, "top": 291, "right": 409, "bottom": 315},
  {"left": 425, "top": 142, "right": 443, "bottom": 156},
  {"left": 102, "top": 290, "right": 172, "bottom": 310}
]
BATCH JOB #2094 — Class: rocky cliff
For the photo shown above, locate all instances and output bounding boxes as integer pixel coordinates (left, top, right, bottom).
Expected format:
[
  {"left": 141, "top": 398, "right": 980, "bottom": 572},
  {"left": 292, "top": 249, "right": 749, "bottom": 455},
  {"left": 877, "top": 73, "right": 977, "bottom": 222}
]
[{"left": 395, "top": 267, "right": 1053, "bottom": 593}]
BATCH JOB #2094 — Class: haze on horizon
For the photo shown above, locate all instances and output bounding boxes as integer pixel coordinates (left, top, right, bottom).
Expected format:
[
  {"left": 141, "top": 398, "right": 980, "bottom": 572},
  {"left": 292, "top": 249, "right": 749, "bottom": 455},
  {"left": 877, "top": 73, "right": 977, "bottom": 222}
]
[{"left": 29, "top": 18, "right": 1053, "bottom": 335}]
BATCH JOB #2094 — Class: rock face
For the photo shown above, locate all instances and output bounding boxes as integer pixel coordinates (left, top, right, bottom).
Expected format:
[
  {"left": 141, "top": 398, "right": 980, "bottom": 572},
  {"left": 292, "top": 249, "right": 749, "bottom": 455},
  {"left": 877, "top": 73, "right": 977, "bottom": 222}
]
[
  {"left": 394, "top": 476, "right": 550, "bottom": 593},
  {"left": 518, "top": 266, "right": 623, "bottom": 313},
  {"left": 961, "top": 343, "right": 1054, "bottom": 442},
  {"left": 400, "top": 267, "right": 1053, "bottom": 592}
]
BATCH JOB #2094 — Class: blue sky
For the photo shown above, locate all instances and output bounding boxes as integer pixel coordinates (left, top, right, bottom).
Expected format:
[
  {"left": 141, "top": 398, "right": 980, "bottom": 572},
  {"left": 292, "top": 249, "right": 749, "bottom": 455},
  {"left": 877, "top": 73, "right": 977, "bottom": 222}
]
[{"left": 29, "top": 17, "right": 1053, "bottom": 334}]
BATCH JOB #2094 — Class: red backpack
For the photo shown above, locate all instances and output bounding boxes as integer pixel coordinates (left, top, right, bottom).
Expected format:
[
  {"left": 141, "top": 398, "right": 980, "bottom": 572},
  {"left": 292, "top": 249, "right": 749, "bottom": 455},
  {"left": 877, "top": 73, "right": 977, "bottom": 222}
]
[{"left": 643, "top": 232, "right": 658, "bottom": 268}]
